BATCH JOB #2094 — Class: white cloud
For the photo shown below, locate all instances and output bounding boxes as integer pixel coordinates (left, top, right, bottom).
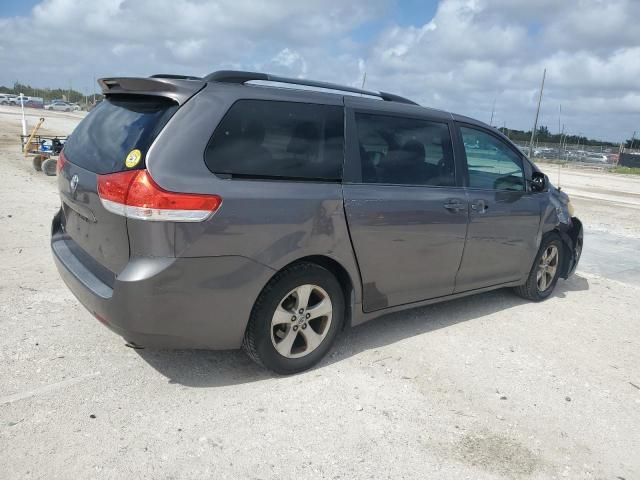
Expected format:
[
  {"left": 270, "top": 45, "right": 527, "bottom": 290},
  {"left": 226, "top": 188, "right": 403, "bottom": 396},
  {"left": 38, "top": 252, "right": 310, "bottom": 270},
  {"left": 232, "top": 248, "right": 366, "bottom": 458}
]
[
  {"left": 0, "top": 0, "right": 638, "bottom": 140},
  {"left": 272, "top": 48, "right": 308, "bottom": 77},
  {"left": 165, "top": 39, "right": 206, "bottom": 62},
  {"left": 360, "top": 0, "right": 639, "bottom": 140}
]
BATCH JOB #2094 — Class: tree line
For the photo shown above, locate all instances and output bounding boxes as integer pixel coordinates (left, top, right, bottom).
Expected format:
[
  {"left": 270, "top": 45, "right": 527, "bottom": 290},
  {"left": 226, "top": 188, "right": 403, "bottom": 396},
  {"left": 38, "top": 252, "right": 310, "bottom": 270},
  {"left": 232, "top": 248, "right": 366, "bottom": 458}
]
[
  {"left": 498, "top": 125, "right": 636, "bottom": 148},
  {"left": 0, "top": 82, "right": 102, "bottom": 104}
]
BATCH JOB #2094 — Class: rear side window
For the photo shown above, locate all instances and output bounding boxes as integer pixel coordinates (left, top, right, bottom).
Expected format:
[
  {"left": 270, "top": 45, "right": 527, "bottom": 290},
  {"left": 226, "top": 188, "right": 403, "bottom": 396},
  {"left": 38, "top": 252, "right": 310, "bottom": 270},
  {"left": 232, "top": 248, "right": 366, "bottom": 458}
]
[
  {"left": 63, "top": 95, "right": 178, "bottom": 174},
  {"left": 205, "top": 100, "right": 344, "bottom": 181},
  {"left": 355, "top": 113, "right": 456, "bottom": 186}
]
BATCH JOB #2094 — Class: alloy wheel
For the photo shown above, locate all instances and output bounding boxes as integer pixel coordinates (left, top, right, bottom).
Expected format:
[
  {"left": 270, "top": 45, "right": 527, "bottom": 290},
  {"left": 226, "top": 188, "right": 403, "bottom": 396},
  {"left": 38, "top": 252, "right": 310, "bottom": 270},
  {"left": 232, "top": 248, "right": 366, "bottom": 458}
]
[
  {"left": 536, "top": 245, "right": 559, "bottom": 292},
  {"left": 270, "top": 284, "right": 333, "bottom": 358}
]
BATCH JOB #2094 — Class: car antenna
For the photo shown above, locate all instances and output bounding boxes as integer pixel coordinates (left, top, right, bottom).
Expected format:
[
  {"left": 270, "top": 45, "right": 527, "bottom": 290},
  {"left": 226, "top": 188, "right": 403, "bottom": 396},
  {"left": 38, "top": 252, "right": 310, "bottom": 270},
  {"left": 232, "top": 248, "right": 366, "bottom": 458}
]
[{"left": 557, "top": 164, "right": 561, "bottom": 190}]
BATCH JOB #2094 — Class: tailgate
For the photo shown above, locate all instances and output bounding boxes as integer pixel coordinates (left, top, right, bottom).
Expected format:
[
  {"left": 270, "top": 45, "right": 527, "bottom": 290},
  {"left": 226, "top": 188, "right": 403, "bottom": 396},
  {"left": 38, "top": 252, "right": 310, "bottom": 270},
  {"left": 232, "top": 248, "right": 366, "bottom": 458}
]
[{"left": 58, "top": 162, "right": 130, "bottom": 273}]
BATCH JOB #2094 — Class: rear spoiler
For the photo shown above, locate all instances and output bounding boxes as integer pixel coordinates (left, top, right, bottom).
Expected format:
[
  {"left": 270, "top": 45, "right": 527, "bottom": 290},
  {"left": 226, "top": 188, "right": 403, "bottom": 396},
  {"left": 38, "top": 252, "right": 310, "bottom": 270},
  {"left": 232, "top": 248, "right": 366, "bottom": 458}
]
[{"left": 98, "top": 77, "right": 206, "bottom": 105}]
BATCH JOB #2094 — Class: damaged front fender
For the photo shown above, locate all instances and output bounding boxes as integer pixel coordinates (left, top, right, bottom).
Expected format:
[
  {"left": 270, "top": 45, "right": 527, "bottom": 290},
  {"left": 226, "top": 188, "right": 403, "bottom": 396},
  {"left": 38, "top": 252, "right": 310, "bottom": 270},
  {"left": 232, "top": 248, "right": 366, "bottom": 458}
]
[
  {"left": 541, "top": 186, "right": 583, "bottom": 279},
  {"left": 560, "top": 216, "right": 583, "bottom": 278}
]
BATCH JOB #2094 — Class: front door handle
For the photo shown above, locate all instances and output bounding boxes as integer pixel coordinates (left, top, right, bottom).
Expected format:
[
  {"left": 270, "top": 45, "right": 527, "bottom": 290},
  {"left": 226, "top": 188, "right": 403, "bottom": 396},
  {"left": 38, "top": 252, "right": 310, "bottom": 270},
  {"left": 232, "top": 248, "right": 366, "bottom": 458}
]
[
  {"left": 471, "top": 199, "right": 488, "bottom": 213},
  {"left": 443, "top": 199, "right": 466, "bottom": 213}
]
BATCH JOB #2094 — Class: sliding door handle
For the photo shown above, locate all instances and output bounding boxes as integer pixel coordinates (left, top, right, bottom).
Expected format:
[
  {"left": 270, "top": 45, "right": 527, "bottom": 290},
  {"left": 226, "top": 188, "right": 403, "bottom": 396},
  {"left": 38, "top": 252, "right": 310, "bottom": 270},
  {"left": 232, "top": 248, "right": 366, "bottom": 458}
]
[
  {"left": 443, "top": 199, "right": 466, "bottom": 212},
  {"left": 471, "top": 199, "right": 488, "bottom": 213}
]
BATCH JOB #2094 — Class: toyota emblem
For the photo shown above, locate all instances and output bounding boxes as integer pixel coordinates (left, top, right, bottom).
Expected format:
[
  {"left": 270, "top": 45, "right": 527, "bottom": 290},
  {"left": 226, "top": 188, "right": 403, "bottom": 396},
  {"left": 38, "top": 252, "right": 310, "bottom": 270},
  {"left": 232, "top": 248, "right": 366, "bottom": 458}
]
[{"left": 70, "top": 174, "right": 79, "bottom": 194}]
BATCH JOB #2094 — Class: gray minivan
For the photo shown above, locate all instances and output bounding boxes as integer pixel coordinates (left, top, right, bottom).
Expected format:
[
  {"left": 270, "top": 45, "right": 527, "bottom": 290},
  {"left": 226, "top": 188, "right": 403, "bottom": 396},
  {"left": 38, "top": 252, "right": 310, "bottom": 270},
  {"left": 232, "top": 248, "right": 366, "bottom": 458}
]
[{"left": 51, "top": 71, "right": 583, "bottom": 373}]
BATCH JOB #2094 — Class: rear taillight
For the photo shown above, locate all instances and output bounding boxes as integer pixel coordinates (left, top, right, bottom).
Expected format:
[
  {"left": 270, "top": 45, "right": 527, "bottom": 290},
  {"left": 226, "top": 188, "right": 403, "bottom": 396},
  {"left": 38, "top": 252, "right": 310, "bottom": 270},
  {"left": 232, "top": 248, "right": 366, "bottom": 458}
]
[
  {"left": 97, "top": 169, "right": 222, "bottom": 222},
  {"left": 57, "top": 150, "right": 67, "bottom": 175}
]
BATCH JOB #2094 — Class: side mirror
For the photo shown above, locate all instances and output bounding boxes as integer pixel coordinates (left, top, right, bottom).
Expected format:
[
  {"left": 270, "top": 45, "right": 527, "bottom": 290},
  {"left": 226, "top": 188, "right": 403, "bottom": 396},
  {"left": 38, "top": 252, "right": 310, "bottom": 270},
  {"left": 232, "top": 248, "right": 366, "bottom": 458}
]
[{"left": 531, "top": 171, "right": 547, "bottom": 192}]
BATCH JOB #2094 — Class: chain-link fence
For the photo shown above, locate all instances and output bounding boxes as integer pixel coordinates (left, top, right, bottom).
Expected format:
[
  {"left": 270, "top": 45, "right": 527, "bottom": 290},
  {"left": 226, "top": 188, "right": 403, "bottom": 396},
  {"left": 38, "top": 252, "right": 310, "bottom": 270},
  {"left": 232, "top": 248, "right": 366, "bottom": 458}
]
[{"left": 512, "top": 141, "right": 628, "bottom": 168}]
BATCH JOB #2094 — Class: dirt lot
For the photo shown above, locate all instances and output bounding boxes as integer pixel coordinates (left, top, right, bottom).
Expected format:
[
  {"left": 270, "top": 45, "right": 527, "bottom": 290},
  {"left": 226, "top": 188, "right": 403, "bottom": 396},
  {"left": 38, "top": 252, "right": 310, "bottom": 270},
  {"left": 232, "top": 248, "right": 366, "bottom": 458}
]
[{"left": 1, "top": 108, "right": 639, "bottom": 479}]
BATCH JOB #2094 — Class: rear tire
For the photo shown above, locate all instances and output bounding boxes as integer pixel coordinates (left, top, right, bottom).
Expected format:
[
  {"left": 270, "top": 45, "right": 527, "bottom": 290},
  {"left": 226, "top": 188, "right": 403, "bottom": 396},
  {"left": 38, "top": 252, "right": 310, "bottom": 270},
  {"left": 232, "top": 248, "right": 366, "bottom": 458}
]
[
  {"left": 242, "top": 262, "right": 344, "bottom": 374},
  {"left": 42, "top": 158, "right": 57, "bottom": 176},
  {"left": 514, "top": 233, "right": 563, "bottom": 301}
]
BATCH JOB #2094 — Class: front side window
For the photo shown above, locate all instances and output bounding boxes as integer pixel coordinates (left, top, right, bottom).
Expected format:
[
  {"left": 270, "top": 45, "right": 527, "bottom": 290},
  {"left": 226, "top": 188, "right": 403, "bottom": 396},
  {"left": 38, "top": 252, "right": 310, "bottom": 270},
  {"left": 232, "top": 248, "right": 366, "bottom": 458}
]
[
  {"left": 205, "top": 100, "right": 344, "bottom": 181},
  {"left": 354, "top": 113, "right": 456, "bottom": 186},
  {"left": 460, "top": 126, "right": 526, "bottom": 191}
]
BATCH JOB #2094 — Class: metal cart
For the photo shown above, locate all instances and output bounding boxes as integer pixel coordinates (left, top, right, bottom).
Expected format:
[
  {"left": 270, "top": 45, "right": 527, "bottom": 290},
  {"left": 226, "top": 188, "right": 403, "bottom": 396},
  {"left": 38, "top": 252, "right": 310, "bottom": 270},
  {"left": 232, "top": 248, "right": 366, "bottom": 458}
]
[{"left": 20, "top": 118, "right": 68, "bottom": 176}]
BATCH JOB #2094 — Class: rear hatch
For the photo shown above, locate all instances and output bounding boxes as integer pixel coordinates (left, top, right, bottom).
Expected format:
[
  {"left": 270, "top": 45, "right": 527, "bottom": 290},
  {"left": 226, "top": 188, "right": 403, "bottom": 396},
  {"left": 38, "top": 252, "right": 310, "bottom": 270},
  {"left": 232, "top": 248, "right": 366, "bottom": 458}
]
[
  {"left": 58, "top": 95, "right": 180, "bottom": 274},
  {"left": 57, "top": 77, "right": 206, "bottom": 273}
]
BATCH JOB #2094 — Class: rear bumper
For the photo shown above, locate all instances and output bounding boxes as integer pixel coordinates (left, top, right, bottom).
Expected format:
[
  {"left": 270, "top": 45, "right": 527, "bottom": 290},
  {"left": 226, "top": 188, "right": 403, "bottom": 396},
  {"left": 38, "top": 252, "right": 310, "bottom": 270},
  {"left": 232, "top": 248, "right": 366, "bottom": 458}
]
[{"left": 51, "top": 215, "right": 275, "bottom": 349}]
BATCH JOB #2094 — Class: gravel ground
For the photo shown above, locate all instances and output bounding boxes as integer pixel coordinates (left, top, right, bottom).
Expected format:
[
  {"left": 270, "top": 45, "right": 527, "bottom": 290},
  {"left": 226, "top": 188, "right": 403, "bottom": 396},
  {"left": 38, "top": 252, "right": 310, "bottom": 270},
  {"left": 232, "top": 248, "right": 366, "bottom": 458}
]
[{"left": 1, "top": 110, "right": 639, "bottom": 479}]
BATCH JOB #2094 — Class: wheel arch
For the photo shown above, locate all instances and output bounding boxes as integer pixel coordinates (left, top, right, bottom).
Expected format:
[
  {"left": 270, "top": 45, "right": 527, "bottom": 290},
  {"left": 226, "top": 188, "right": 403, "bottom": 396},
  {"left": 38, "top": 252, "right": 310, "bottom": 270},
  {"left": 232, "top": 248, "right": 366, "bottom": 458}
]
[
  {"left": 259, "top": 255, "right": 355, "bottom": 330},
  {"left": 543, "top": 226, "right": 574, "bottom": 279},
  {"left": 555, "top": 218, "right": 583, "bottom": 279}
]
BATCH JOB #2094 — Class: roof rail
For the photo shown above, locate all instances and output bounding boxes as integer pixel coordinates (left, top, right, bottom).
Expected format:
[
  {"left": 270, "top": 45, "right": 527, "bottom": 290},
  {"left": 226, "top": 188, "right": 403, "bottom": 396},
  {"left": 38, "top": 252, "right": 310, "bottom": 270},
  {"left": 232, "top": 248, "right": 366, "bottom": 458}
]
[
  {"left": 150, "top": 74, "right": 202, "bottom": 80},
  {"left": 204, "top": 70, "right": 418, "bottom": 106}
]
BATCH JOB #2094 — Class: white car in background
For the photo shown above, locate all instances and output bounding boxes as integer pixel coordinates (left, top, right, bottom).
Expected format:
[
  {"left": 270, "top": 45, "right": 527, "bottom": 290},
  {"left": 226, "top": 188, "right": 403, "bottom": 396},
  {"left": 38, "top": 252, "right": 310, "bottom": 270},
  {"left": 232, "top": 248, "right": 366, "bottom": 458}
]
[
  {"left": 0, "top": 94, "right": 18, "bottom": 105},
  {"left": 584, "top": 153, "right": 608, "bottom": 163},
  {"left": 45, "top": 101, "right": 73, "bottom": 112}
]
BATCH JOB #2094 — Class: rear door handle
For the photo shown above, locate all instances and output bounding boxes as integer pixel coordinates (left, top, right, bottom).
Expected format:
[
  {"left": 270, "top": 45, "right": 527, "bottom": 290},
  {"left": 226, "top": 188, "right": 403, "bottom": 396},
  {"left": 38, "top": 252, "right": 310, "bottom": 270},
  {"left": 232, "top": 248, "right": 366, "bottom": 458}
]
[{"left": 443, "top": 199, "right": 466, "bottom": 212}]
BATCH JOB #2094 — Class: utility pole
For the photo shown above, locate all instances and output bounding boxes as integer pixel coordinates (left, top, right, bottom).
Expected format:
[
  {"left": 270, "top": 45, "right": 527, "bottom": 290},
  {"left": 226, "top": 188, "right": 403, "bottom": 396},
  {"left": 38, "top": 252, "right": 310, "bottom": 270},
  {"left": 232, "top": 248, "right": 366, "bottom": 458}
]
[
  {"left": 19, "top": 93, "right": 26, "bottom": 136},
  {"left": 630, "top": 131, "right": 637, "bottom": 150},
  {"left": 489, "top": 96, "right": 496, "bottom": 127},
  {"left": 558, "top": 104, "right": 561, "bottom": 144},
  {"left": 528, "top": 68, "right": 546, "bottom": 158},
  {"left": 360, "top": 71, "right": 367, "bottom": 90}
]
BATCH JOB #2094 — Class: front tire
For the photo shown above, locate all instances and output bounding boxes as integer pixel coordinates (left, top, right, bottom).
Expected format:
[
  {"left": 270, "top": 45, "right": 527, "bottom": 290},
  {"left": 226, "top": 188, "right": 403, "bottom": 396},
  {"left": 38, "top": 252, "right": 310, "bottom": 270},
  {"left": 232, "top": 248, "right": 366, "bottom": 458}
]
[
  {"left": 514, "top": 233, "right": 563, "bottom": 301},
  {"left": 243, "top": 262, "right": 344, "bottom": 374}
]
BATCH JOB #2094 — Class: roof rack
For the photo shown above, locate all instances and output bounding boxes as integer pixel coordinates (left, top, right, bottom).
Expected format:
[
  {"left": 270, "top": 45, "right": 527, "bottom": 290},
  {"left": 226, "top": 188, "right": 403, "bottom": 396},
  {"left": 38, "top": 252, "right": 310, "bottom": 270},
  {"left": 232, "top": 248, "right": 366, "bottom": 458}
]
[
  {"left": 204, "top": 70, "right": 418, "bottom": 106},
  {"left": 150, "top": 74, "right": 202, "bottom": 80}
]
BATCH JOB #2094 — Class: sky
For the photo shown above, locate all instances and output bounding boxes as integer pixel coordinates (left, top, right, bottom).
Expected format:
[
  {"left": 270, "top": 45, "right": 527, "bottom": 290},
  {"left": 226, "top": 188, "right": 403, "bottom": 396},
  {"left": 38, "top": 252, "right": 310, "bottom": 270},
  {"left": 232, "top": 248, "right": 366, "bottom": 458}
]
[{"left": 0, "top": 0, "right": 638, "bottom": 141}]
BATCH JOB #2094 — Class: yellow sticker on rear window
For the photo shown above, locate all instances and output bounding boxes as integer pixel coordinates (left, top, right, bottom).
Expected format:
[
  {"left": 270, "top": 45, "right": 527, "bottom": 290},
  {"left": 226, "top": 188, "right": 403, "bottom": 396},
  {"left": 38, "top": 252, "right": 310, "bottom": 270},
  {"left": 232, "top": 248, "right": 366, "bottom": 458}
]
[{"left": 125, "top": 149, "right": 142, "bottom": 168}]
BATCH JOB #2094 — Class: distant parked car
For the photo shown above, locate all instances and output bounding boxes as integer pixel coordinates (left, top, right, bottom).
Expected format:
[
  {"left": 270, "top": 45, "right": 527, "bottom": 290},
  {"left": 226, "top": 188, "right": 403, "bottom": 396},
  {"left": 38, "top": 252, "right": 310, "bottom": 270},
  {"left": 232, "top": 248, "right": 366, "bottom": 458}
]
[
  {"left": 45, "top": 101, "right": 72, "bottom": 112},
  {"left": 1, "top": 94, "right": 45, "bottom": 107},
  {"left": 533, "top": 147, "right": 556, "bottom": 158},
  {"left": 69, "top": 103, "right": 81, "bottom": 111},
  {"left": 24, "top": 99, "right": 44, "bottom": 109},
  {"left": 584, "top": 153, "right": 608, "bottom": 163},
  {"left": 0, "top": 94, "right": 18, "bottom": 105}
]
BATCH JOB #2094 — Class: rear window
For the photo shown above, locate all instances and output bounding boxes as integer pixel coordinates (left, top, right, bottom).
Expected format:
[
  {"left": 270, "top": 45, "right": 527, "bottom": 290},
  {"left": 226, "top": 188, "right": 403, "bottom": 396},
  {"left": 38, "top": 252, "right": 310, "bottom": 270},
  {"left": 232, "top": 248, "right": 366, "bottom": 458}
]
[
  {"left": 63, "top": 95, "right": 178, "bottom": 174},
  {"left": 205, "top": 100, "right": 344, "bottom": 181}
]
